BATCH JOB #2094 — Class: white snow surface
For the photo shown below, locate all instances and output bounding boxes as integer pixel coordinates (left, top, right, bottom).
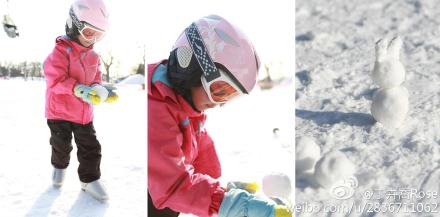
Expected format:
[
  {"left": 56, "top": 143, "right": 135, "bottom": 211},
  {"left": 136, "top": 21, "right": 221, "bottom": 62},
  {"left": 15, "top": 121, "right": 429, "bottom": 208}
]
[
  {"left": 296, "top": 0, "right": 440, "bottom": 216},
  {"left": 372, "top": 36, "right": 406, "bottom": 88},
  {"left": 371, "top": 86, "right": 409, "bottom": 128},
  {"left": 0, "top": 80, "right": 147, "bottom": 217},
  {"left": 116, "top": 74, "right": 145, "bottom": 86},
  {"left": 314, "top": 150, "right": 356, "bottom": 189},
  {"left": 296, "top": 136, "right": 321, "bottom": 174},
  {"left": 262, "top": 173, "right": 293, "bottom": 200}
]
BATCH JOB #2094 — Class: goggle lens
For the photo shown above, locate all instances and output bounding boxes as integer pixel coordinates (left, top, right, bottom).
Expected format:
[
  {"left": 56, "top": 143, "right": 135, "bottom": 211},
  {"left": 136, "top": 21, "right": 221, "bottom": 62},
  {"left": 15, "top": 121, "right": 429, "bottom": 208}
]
[
  {"left": 80, "top": 25, "right": 105, "bottom": 42},
  {"left": 209, "top": 80, "right": 240, "bottom": 103}
]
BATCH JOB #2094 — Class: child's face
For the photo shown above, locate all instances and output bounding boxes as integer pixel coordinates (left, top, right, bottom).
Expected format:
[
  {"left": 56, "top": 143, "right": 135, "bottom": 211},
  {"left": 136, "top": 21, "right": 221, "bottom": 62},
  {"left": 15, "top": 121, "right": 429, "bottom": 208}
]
[
  {"left": 191, "top": 85, "right": 218, "bottom": 112},
  {"left": 78, "top": 35, "right": 96, "bottom": 47}
]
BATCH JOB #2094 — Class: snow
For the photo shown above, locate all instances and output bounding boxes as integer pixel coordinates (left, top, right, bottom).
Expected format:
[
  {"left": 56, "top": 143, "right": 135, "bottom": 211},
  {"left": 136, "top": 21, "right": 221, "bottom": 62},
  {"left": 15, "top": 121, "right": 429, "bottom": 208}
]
[
  {"left": 116, "top": 74, "right": 145, "bottom": 86},
  {"left": 0, "top": 79, "right": 147, "bottom": 216},
  {"left": 314, "top": 150, "right": 356, "bottom": 189},
  {"left": 372, "top": 36, "right": 406, "bottom": 88},
  {"left": 296, "top": 136, "right": 321, "bottom": 174},
  {"left": 371, "top": 86, "right": 409, "bottom": 128},
  {"left": 296, "top": 0, "right": 440, "bottom": 216},
  {"left": 262, "top": 173, "right": 292, "bottom": 200}
]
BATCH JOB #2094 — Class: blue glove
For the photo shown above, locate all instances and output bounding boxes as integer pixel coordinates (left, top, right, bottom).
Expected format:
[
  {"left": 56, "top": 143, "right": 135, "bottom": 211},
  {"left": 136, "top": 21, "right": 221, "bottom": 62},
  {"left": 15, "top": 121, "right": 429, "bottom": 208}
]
[
  {"left": 218, "top": 189, "right": 292, "bottom": 217},
  {"left": 74, "top": 84, "right": 100, "bottom": 105}
]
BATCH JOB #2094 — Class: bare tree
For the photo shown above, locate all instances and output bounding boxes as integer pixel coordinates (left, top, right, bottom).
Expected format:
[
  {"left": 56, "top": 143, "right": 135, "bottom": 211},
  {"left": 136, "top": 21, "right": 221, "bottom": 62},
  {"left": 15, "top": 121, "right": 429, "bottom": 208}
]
[
  {"left": 258, "top": 63, "right": 274, "bottom": 90},
  {"left": 100, "top": 51, "right": 114, "bottom": 82}
]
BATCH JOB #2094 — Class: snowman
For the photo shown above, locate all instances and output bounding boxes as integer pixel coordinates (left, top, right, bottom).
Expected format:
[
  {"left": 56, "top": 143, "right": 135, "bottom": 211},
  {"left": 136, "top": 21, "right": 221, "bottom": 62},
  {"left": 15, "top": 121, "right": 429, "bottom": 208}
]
[{"left": 371, "top": 36, "right": 409, "bottom": 128}]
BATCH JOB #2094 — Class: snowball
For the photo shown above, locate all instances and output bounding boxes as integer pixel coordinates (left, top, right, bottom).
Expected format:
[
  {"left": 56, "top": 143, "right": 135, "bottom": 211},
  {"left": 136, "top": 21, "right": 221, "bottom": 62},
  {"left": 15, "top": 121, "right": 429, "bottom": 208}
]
[
  {"left": 372, "top": 36, "right": 406, "bottom": 88},
  {"left": 296, "top": 136, "right": 321, "bottom": 174},
  {"left": 371, "top": 86, "right": 409, "bottom": 128},
  {"left": 262, "top": 173, "right": 292, "bottom": 199},
  {"left": 314, "top": 150, "right": 356, "bottom": 189}
]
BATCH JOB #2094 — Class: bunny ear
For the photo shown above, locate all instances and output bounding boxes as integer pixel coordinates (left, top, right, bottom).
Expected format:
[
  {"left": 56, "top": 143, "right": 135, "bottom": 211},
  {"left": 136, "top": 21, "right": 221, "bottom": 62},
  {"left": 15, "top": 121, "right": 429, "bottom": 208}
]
[
  {"left": 388, "top": 36, "right": 403, "bottom": 60},
  {"left": 375, "top": 38, "right": 388, "bottom": 61}
]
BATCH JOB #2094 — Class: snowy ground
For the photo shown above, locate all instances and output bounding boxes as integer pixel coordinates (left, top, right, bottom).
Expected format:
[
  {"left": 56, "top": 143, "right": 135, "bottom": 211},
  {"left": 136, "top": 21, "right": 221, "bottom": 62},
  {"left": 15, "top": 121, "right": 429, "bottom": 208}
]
[
  {"left": 296, "top": 0, "right": 440, "bottom": 216},
  {"left": 0, "top": 79, "right": 147, "bottom": 217},
  {"left": 0, "top": 78, "right": 294, "bottom": 216}
]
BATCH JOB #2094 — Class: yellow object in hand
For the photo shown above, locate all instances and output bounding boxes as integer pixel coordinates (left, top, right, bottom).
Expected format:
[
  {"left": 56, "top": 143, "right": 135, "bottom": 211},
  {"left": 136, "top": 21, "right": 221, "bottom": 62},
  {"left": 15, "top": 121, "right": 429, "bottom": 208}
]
[
  {"left": 105, "top": 93, "right": 119, "bottom": 103},
  {"left": 89, "top": 95, "right": 101, "bottom": 105},
  {"left": 226, "top": 181, "right": 260, "bottom": 194},
  {"left": 275, "top": 205, "right": 292, "bottom": 217}
]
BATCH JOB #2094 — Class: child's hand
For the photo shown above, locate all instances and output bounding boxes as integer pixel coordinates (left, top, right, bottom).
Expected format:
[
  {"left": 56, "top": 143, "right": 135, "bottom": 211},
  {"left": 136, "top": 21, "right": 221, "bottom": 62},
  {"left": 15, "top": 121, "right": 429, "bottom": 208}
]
[{"left": 74, "top": 84, "right": 100, "bottom": 105}]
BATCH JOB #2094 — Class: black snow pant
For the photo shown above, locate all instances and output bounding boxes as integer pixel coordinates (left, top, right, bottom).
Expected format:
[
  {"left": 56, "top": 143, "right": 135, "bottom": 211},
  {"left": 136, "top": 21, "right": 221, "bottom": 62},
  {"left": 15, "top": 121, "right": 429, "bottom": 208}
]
[
  {"left": 148, "top": 192, "right": 180, "bottom": 217},
  {"left": 47, "top": 119, "right": 101, "bottom": 183}
]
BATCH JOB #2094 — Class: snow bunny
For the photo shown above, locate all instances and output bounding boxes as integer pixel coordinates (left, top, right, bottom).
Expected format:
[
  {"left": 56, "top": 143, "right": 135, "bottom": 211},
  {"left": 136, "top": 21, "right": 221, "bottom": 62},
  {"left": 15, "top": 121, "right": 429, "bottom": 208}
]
[
  {"left": 372, "top": 36, "right": 405, "bottom": 88},
  {"left": 371, "top": 36, "right": 409, "bottom": 128},
  {"left": 43, "top": 0, "right": 118, "bottom": 202},
  {"left": 148, "top": 15, "right": 292, "bottom": 217}
]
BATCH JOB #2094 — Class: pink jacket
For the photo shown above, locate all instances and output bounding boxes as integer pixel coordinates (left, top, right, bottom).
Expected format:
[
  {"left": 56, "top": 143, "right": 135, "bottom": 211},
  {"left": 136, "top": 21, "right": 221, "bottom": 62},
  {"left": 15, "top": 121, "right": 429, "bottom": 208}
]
[
  {"left": 44, "top": 36, "right": 102, "bottom": 124},
  {"left": 148, "top": 61, "right": 225, "bottom": 217}
]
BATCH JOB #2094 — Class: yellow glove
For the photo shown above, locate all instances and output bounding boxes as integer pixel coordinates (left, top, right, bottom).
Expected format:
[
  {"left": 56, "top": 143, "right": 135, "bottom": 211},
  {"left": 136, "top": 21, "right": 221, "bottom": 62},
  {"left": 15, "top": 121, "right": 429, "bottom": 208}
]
[
  {"left": 89, "top": 94, "right": 101, "bottom": 105},
  {"left": 226, "top": 181, "right": 260, "bottom": 194},
  {"left": 105, "top": 91, "right": 119, "bottom": 103},
  {"left": 275, "top": 205, "right": 293, "bottom": 217}
]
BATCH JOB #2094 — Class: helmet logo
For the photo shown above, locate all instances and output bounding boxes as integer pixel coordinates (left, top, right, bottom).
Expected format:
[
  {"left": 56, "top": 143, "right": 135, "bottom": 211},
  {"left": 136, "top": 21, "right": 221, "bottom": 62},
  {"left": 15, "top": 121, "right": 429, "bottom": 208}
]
[{"left": 185, "top": 23, "right": 220, "bottom": 83}]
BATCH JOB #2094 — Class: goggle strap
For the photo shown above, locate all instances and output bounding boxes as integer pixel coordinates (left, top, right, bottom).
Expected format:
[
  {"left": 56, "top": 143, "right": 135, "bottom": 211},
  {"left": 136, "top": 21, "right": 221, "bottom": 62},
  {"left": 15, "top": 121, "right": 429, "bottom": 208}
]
[{"left": 185, "top": 23, "right": 220, "bottom": 83}]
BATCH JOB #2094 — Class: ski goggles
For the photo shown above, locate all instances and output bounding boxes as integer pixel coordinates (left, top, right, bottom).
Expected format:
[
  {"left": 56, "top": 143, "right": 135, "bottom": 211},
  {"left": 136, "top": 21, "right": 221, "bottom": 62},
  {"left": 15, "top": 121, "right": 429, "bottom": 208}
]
[
  {"left": 79, "top": 24, "right": 106, "bottom": 42},
  {"left": 201, "top": 69, "right": 243, "bottom": 104}
]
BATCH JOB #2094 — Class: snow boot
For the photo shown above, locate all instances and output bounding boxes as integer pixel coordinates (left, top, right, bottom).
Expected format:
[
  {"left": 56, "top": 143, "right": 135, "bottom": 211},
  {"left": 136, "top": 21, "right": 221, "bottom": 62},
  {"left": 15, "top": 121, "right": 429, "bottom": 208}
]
[
  {"left": 81, "top": 179, "right": 109, "bottom": 201},
  {"left": 52, "top": 168, "right": 66, "bottom": 188}
]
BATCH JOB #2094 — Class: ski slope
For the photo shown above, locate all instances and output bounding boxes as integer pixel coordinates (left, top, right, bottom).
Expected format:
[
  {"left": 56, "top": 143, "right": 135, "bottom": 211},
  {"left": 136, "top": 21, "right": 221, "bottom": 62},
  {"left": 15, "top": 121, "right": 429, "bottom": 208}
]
[{"left": 296, "top": 0, "right": 440, "bottom": 216}]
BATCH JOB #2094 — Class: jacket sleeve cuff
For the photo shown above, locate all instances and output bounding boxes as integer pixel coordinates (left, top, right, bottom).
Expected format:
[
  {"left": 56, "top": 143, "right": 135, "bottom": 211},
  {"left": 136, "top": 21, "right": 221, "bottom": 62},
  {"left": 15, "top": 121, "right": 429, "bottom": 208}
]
[{"left": 209, "top": 186, "right": 226, "bottom": 216}]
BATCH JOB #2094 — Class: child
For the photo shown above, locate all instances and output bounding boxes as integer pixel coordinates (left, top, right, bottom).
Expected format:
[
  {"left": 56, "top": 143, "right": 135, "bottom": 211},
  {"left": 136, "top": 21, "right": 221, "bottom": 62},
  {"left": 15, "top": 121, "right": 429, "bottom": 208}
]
[
  {"left": 148, "top": 15, "right": 292, "bottom": 217},
  {"left": 43, "top": 0, "right": 117, "bottom": 201}
]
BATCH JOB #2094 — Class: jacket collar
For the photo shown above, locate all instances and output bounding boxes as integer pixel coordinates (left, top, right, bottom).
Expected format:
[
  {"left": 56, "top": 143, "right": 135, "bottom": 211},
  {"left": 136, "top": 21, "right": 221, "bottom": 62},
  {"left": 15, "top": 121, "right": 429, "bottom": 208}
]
[
  {"left": 56, "top": 35, "right": 94, "bottom": 53},
  {"left": 149, "top": 60, "right": 202, "bottom": 118}
]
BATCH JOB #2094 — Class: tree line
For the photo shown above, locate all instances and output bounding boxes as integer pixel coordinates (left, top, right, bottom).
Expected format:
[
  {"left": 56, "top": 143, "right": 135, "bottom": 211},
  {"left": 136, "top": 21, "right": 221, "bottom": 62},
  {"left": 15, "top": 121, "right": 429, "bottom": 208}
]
[
  {"left": 0, "top": 61, "right": 43, "bottom": 79},
  {"left": 0, "top": 60, "right": 145, "bottom": 83}
]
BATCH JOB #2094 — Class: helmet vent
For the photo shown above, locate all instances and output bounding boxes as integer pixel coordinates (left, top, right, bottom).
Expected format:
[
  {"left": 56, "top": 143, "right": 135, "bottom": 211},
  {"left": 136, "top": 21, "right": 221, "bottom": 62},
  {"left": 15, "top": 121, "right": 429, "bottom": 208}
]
[{"left": 214, "top": 28, "right": 239, "bottom": 47}]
